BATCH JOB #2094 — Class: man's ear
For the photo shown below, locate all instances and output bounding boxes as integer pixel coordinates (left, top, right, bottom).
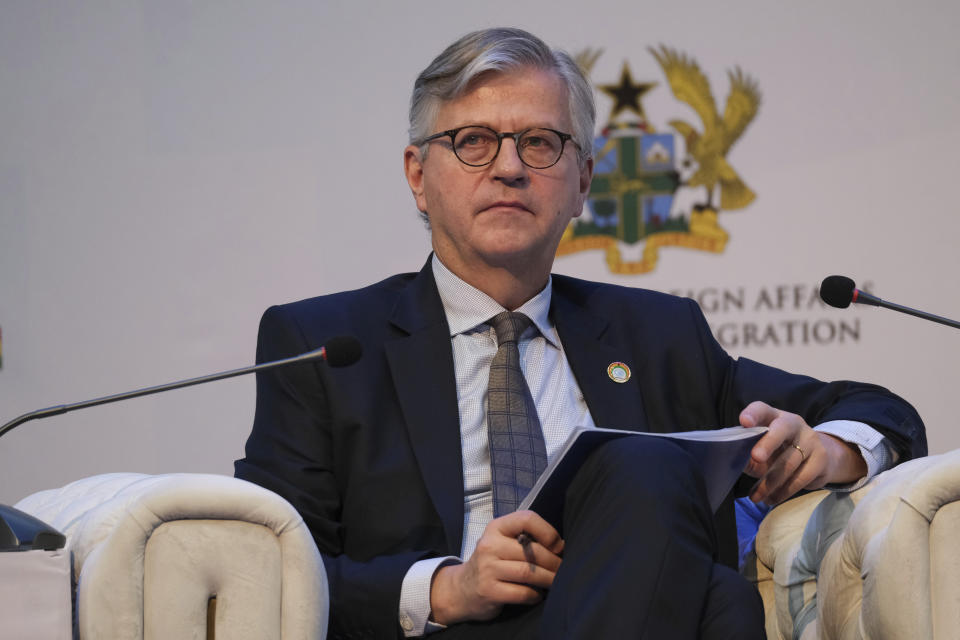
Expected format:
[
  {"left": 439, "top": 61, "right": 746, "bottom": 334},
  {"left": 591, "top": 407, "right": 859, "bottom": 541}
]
[
  {"left": 579, "top": 155, "right": 594, "bottom": 196},
  {"left": 574, "top": 155, "right": 594, "bottom": 217},
  {"left": 404, "top": 145, "right": 429, "bottom": 213}
]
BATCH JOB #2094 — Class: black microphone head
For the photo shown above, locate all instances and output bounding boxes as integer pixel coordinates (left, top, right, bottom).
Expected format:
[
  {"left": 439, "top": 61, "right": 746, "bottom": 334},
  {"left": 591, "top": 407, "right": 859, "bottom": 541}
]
[
  {"left": 820, "top": 275, "right": 856, "bottom": 309},
  {"left": 323, "top": 336, "right": 362, "bottom": 367}
]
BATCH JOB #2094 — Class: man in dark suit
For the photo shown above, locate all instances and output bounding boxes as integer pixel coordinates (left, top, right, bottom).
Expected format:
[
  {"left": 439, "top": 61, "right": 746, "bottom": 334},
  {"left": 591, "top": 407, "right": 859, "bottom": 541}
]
[{"left": 235, "top": 28, "right": 925, "bottom": 639}]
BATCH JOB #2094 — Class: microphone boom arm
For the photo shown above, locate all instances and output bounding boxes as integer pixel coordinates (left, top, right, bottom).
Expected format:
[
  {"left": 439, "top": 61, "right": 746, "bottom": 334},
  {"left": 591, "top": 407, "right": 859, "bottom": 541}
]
[
  {"left": 871, "top": 296, "right": 960, "bottom": 330},
  {"left": 0, "top": 347, "right": 328, "bottom": 440}
]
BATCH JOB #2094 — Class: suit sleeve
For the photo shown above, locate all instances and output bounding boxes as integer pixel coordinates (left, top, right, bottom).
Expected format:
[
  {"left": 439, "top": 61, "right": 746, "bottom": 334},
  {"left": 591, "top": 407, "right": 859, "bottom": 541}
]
[
  {"left": 685, "top": 298, "right": 927, "bottom": 463},
  {"left": 235, "top": 305, "right": 426, "bottom": 640}
]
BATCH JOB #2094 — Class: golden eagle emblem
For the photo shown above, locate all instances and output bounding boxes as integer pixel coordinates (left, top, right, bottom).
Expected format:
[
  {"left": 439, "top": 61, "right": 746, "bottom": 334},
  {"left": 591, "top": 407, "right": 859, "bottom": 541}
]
[{"left": 649, "top": 45, "right": 760, "bottom": 210}]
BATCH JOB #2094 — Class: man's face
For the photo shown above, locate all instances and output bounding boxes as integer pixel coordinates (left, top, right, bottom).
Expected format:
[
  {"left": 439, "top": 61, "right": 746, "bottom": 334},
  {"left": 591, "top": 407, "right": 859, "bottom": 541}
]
[{"left": 404, "top": 67, "right": 593, "bottom": 281}]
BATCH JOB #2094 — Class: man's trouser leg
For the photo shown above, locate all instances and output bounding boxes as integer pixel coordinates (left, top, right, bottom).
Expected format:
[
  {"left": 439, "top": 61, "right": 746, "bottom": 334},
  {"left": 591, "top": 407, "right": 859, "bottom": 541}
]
[
  {"left": 540, "top": 436, "right": 764, "bottom": 639},
  {"left": 437, "top": 437, "right": 764, "bottom": 639}
]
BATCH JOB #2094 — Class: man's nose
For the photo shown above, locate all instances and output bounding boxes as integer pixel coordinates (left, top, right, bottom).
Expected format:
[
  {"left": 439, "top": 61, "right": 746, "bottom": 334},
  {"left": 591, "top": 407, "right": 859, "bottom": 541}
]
[{"left": 490, "top": 137, "right": 528, "bottom": 182}]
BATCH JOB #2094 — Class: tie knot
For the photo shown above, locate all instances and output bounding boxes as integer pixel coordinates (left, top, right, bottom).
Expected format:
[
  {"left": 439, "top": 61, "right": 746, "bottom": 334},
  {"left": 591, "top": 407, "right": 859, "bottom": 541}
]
[{"left": 490, "top": 311, "right": 533, "bottom": 346}]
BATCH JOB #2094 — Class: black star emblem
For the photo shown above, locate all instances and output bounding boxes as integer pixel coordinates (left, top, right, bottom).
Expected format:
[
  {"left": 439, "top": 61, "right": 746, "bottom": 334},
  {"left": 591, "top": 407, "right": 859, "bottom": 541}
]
[{"left": 599, "top": 63, "right": 657, "bottom": 122}]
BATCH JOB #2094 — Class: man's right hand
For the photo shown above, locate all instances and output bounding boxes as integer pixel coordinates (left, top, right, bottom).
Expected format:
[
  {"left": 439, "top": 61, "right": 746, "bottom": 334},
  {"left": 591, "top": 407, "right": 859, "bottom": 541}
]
[{"left": 429, "top": 510, "right": 564, "bottom": 625}]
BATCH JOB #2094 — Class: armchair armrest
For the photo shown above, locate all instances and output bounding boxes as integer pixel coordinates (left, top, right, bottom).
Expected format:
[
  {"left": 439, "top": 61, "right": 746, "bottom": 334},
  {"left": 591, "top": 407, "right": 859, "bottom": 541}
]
[
  {"left": 749, "top": 478, "right": 878, "bottom": 639},
  {"left": 818, "top": 450, "right": 960, "bottom": 640},
  {"left": 750, "top": 449, "right": 960, "bottom": 640},
  {"left": 16, "top": 472, "right": 328, "bottom": 640}
]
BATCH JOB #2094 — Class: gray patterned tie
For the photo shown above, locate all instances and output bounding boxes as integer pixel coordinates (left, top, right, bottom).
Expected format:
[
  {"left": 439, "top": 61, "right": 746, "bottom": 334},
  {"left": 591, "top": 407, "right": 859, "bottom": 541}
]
[{"left": 487, "top": 311, "right": 548, "bottom": 517}]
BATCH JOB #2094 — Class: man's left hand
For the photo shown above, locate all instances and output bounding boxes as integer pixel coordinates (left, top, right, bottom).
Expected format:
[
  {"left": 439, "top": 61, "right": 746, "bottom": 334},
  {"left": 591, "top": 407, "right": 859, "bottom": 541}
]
[{"left": 740, "top": 401, "right": 868, "bottom": 504}]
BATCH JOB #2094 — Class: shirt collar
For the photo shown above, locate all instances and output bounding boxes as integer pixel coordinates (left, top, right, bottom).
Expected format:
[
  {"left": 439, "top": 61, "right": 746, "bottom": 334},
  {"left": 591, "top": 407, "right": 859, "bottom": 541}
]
[{"left": 431, "top": 254, "right": 558, "bottom": 347}]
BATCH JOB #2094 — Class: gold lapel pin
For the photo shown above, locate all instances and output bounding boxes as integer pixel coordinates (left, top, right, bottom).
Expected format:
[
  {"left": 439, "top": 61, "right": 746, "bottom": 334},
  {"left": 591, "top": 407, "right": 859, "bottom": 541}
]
[{"left": 607, "top": 361, "right": 631, "bottom": 383}]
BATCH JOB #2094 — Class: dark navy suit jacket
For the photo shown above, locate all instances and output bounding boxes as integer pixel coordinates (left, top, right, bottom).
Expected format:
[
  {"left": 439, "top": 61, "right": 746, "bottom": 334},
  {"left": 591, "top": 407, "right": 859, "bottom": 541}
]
[{"left": 235, "top": 258, "right": 926, "bottom": 640}]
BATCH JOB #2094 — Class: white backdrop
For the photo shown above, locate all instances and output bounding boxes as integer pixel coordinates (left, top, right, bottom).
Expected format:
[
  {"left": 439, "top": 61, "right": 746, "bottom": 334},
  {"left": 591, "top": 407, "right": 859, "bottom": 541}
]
[{"left": 2, "top": 0, "right": 959, "bottom": 503}]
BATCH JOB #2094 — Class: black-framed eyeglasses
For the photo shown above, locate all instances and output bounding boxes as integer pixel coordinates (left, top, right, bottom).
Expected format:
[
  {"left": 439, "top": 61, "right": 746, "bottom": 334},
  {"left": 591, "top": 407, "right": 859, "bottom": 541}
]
[{"left": 418, "top": 125, "right": 577, "bottom": 169}]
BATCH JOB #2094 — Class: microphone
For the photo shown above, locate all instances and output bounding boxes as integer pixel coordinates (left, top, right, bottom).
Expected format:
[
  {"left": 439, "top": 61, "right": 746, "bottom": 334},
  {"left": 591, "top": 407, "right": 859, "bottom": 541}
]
[
  {"left": 820, "top": 275, "right": 960, "bottom": 330},
  {"left": 0, "top": 335, "right": 362, "bottom": 439},
  {"left": 0, "top": 335, "right": 360, "bottom": 550}
]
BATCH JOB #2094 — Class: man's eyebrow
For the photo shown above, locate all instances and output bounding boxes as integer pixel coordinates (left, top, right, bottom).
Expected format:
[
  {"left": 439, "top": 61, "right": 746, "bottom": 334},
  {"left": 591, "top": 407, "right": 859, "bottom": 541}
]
[{"left": 450, "top": 122, "right": 565, "bottom": 132}]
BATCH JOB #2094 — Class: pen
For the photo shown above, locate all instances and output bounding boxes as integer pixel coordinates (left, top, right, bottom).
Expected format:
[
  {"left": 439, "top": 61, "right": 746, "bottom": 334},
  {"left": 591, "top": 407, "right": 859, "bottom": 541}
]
[{"left": 516, "top": 531, "right": 540, "bottom": 590}]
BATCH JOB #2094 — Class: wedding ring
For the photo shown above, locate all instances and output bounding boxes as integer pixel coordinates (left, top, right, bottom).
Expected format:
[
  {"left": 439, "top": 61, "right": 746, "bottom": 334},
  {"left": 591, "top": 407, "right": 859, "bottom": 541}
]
[{"left": 792, "top": 443, "right": 806, "bottom": 462}]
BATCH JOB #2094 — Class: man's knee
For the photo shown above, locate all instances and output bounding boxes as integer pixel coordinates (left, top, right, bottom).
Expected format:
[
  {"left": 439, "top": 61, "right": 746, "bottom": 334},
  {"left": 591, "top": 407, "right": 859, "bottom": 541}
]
[
  {"left": 575, "top": 434, "right": 705, "bottom": 496},
  {"left": 564, "top": 434, "right": 715, "bottom": 537}
]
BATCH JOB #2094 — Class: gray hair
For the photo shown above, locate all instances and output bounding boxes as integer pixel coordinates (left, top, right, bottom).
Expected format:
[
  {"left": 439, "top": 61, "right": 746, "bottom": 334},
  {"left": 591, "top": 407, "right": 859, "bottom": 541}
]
[{"left": 409, "top": 28, "right": 595, "bottom": 165}]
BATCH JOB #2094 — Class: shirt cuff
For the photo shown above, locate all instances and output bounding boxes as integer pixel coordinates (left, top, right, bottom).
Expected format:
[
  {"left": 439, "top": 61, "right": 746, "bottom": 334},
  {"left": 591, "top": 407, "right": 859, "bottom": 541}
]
[
  {"left": 399, "top": 556, "right": 460, "bottom": 637},
  {"left": 814, "top": 419, "right": 896, "bottom": 491}
]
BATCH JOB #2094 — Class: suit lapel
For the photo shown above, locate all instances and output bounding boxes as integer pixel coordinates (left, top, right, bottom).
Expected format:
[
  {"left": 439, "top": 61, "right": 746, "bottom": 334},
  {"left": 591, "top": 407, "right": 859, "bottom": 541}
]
[
  {"left": 384, "top": 262, "right": 465, "bottom": 555},
  {"left": 552, "top": 286, "right": 649, "bottom": 432}
]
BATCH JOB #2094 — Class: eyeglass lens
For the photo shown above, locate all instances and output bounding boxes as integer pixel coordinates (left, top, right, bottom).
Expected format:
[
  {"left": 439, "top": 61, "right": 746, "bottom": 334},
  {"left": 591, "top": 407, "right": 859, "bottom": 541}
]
[{"left": 453, "top": 127, "right": 564, "bottom": 168}]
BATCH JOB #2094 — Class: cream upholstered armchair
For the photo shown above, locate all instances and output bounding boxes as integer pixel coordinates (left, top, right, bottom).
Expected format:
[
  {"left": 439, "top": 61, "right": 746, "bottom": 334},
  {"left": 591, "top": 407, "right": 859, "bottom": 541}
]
[
  {"left": 745, "top": 448, "right": 960, "bottom": 640},
  {"left": 14, "top": 473, "right": 328, "bottom": 640}
]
